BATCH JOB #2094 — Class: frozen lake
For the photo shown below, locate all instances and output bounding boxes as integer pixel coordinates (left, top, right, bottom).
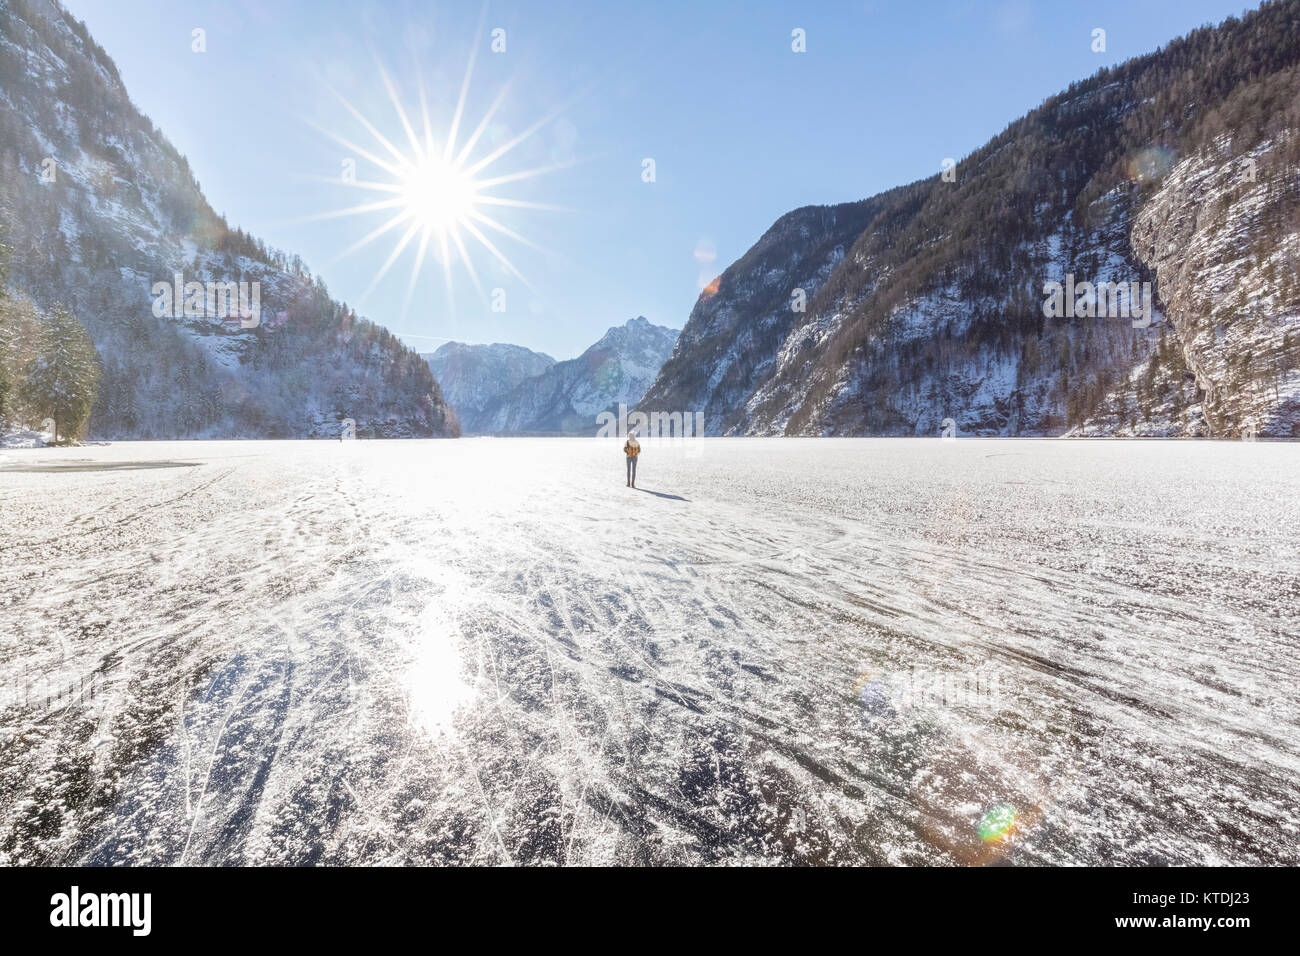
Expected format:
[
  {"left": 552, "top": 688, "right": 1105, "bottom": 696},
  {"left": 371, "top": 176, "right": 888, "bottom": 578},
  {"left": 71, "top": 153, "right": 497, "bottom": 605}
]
[{"left": 1, "top": 437, "right": 1297, "bottom": 865}]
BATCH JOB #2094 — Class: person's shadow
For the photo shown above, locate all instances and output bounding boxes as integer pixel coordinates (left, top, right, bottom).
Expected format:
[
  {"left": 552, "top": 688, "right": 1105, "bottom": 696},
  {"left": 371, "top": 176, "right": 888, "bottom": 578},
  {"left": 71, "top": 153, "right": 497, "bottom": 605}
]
[{"left": 636, "top": 488, "right": 689, "bottom": 501}]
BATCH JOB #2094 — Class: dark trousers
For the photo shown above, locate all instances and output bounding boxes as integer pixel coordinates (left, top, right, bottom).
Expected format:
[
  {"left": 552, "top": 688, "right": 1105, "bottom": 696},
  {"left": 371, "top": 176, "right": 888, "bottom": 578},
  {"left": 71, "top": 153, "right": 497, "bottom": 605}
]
[{"left": 626, "top": 457, "right": 637, "bottom": 484}]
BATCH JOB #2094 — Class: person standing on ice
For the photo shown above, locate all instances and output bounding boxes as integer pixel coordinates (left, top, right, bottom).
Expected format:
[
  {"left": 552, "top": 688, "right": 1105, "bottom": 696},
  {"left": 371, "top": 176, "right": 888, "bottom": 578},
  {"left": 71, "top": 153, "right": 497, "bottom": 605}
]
[{"left": 624, "top": 430, "right": 641, "bottom": 488}]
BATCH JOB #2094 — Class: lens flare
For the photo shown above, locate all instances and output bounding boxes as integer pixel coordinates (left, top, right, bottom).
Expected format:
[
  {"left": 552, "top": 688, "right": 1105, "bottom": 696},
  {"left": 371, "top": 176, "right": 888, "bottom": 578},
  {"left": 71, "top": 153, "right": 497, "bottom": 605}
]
[
  {"left": 853, "top": 671, "right": 896, "bottom": 718},
  {"left": 978, "top": 802, "right": 1019, "bottom": 842},
  {"left": 1127, "top": 146, "right": 1175, "bottom": 184}
]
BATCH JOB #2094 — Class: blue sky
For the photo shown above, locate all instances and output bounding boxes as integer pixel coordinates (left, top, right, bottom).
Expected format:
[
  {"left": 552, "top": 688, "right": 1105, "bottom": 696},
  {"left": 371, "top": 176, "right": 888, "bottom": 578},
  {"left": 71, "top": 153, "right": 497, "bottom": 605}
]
[{"left": 64, "top": 0, "right": 1256, "bottom": 358}]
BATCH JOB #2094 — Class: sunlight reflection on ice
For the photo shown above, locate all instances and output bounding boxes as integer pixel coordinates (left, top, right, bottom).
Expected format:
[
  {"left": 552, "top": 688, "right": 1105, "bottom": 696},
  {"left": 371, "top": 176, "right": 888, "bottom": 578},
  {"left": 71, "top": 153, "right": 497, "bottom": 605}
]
[{"left": 403, "top": 603, "right": 474, "bottom": 740}]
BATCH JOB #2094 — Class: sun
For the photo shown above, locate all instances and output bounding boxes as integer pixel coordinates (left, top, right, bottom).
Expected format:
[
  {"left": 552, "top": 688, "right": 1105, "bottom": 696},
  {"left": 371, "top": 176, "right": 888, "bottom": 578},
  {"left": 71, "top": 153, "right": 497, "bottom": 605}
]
[
  {"left": 303, "top": 38, "right": 579, "bottom": 322},
  {"left": 399, "top": 155, "right": 479, "bottom": 236}
]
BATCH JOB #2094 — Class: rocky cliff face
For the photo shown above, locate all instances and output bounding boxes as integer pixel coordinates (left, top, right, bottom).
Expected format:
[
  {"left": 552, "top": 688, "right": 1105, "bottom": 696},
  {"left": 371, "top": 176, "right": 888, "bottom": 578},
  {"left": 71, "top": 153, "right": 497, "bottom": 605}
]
[
  {"left": 469, "top": 317, "right": 679, "bottom": 435},
  {"left": 0, "top": 0, "right": 459, "bottom": 439},
  {"left": 424, "top": 343, "right": 555, "bottom": 432},
  {"left": 638, "top": 1, "right": 1300, "bottom": 439},
  {"left": 1123, "top": 140, "right": 1300, "bottom": 438},
  {"left": 636, "top": 200, "right": 879, "bottom": 435}
]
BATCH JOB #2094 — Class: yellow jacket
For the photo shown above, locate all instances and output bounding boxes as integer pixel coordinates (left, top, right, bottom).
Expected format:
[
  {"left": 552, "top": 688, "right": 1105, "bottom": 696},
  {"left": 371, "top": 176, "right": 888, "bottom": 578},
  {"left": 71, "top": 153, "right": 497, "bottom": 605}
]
[{"left": 624, "top": 437, "right": 641, "bottom": 458}]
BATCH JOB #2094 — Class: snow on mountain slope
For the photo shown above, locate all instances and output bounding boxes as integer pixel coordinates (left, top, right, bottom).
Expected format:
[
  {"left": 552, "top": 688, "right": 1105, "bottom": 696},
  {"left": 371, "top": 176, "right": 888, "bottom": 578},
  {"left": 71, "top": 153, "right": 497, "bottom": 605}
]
[
  {"left": 0, "top": 0, "right": 457, "bottom": 439},
  {"left": 423, "top": 342, "right": 555, "bottom": 431},
  {"left": 639, "top": 3, "right": 1300, "bottom": 439},
  {"left": 471, "top": 317, "right": 679, "bottom": 435},
  {"left": 636, "top": 201, "right": 878, "bottom": 435},
  {"left": 1126, "top": 136, "right": 1300, "bottom": 438}
]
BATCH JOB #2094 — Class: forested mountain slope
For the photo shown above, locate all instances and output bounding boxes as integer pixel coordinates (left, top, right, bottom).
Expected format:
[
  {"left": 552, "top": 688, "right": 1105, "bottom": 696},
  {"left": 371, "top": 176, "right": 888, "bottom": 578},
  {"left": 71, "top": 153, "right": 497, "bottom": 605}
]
[
  {"left": 424, "top": 342, "right": 555, "bottom": 433},
  {"left": 0, "top": 0, "right": 458, "bottom": 439},
  {"left": 640, "top": 0, "right": 1300, "bottom": 438}
]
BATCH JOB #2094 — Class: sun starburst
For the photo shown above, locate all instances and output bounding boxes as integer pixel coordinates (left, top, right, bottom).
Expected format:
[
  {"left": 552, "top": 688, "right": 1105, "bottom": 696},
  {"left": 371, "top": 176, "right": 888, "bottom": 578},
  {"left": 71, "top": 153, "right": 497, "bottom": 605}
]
[{"left": 306, "top": 40, "right": 575, "bottom": 321}]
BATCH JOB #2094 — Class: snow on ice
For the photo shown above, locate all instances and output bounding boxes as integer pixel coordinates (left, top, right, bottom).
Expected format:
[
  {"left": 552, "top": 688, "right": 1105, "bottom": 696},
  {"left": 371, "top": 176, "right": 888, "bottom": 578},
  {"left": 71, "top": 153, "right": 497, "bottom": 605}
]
[{"left": 0, "top": 438, "right": 1297, "bottom": 865}]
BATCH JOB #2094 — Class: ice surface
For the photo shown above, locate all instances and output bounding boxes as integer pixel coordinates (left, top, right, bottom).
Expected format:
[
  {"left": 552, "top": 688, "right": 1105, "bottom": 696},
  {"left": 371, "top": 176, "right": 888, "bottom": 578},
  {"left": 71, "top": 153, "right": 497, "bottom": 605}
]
[{"left": 0, "top": 438, "right": 1297, "bottom": 865}]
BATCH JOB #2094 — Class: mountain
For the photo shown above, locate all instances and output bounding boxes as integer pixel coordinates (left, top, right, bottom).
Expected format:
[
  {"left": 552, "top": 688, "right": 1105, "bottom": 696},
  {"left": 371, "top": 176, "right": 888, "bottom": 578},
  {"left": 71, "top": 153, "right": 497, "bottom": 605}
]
[
  {"left": 0, "top": 0, "right": 458, "bottom": 439},
  {"left": 638, "top": 1, "right": 1300, "bottom": 438},
  {"left": 422, "top": 342, "right": 555, "bottom": 431},
  {"left": 637, "top": 199, "right": 884, "bottom": 436},
  {"left": 461, "top": 317, "right": 679, "bottom": 435}
]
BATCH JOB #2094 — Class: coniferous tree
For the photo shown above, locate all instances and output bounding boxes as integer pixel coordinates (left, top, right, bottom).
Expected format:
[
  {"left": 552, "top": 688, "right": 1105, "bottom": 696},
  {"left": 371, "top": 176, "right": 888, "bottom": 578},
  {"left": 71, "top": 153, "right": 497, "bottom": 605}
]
[
  {"left": 0, "top": 230, "right": 9, "bottom": 423},
  {"left": 20, "top": 304, "right": 100, "bottom": 442}
]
